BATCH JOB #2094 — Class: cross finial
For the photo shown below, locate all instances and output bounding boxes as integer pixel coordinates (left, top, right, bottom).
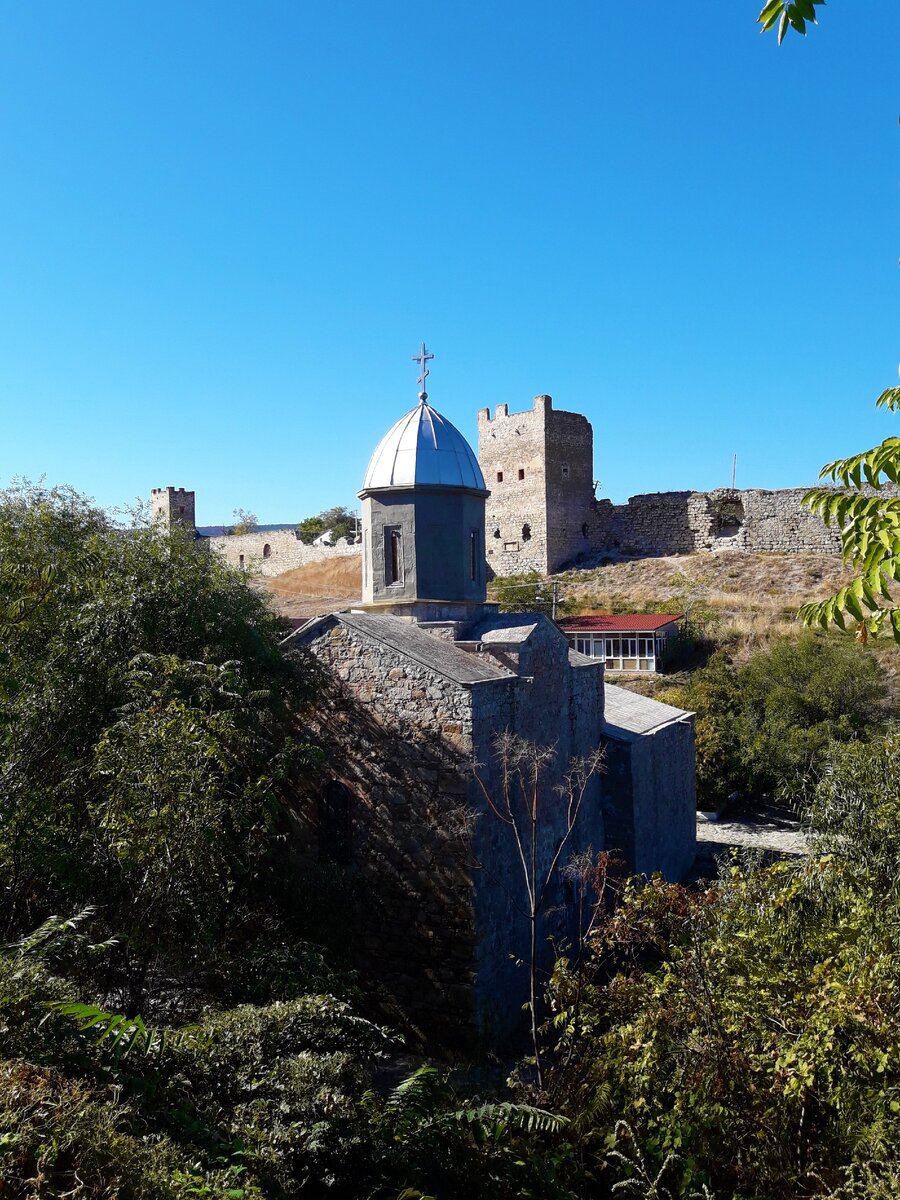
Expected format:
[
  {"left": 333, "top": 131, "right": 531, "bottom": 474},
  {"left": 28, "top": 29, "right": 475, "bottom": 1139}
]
[{"left": 412, "top": 342, "right": 434, "bottom": 403}]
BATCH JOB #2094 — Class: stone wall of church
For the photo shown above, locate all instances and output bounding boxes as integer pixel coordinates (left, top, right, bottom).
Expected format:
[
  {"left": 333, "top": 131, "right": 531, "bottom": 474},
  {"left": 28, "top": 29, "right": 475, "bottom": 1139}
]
[
  {"left": 205, "top": 530, "right": 361, "bottom": 577},
  {"left": 468, "top": 623, "right": 606, "bottom": 1046},
  {"left": 292, "top": 621, "right": 479, "bottom": 1047}
]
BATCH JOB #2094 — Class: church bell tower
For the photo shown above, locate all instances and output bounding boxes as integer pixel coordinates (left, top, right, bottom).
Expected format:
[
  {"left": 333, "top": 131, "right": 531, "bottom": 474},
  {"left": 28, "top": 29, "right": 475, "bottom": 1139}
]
[{"left": 357, "top": 345, "right": 490, "bottom": 622}]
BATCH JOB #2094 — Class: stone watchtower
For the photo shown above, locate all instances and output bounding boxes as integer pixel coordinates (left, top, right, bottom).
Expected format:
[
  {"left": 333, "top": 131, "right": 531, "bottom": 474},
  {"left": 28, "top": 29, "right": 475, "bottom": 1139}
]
[
  {"left": 358, "top": 375, "right": 491, "bottom": 623},
  {"left": 150, "top": 486, "right": 196, "bottom": 533},
  {"left": 477, "top": 395, "right": 596, "bottom": 575}
]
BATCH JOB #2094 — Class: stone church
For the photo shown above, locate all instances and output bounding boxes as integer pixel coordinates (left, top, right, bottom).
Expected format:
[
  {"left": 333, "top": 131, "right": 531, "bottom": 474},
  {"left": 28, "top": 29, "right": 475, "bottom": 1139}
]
[{"left": 284, "top": 372, "right": 697, "bottom": 1049}]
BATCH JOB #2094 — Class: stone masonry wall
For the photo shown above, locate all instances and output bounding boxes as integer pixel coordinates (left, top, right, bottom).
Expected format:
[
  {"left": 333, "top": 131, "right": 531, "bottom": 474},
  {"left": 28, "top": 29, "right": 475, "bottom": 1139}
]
[
  {"left": 474, "top": 397, "right": 893, "bottom": 571},
  {"left": 543, "top": 407, "right": 600, "bottom": 572},
  {"left": 293, "top": 620, "right": 479, "bottom": 1046},
  {"left": 597, "top": 488, "right": 845, "bottom": 557},
  {"left": 478, "top": 396, "right": 552, "bottom": 576},
  {"left": 468, "top": 622, "right": 605, "bottom": 1046},
  {"left": 205, "top": 529, "right": 361, "bottom": 577}
]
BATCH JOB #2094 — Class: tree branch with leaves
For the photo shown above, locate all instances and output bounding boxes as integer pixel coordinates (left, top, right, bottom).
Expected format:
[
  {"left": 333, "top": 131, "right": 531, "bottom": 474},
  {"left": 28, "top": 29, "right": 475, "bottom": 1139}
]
[{"left": 800, "top": 387, "right": 900, "bottom": 642}]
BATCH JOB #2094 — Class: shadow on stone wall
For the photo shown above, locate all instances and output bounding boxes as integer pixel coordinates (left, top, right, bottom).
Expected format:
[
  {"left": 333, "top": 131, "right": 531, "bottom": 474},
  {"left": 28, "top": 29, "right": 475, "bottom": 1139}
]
[{"left": 284, "top": 647, "right": 479, "bottom": 1051}]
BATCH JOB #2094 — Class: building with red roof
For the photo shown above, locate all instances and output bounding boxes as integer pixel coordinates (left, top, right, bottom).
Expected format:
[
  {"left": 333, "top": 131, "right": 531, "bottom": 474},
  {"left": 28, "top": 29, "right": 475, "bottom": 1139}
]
[{"left": 557, "top": 613, "right": 684, "bottom": 673}]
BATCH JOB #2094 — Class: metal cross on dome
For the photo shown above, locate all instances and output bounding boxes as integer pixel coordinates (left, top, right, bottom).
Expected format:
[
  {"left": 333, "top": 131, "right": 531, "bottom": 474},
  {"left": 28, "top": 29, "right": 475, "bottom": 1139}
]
[{"left": 412, "top": 342, "right": 434, "bottom": 402}]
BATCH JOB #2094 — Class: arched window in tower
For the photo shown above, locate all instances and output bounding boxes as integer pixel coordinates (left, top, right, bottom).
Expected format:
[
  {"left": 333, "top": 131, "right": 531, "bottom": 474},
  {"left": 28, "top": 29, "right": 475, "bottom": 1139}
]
[
  {"left": 263, "top": 543, "right": 272, "bottom": 559},
  {"left": 470, "top": 530, "right": 480, "bottom": 582},
  {"left": 386, "top": 527, "right": 403, "bottom": 585},
  {"left": 522, "top": 523, "right": 532, "bottom": 542},
  {"left": 582, "top": 522, "right": 588, "bottom": 539},
  {"left": 238, "top": 554, "right": 245, "bottom": 570}
]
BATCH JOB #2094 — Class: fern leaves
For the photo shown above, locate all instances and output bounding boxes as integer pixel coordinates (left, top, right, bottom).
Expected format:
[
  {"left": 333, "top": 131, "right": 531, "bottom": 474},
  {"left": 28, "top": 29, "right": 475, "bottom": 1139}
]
[{"left": 46, "top": 1001, "right": 204, "bottom": 1058}]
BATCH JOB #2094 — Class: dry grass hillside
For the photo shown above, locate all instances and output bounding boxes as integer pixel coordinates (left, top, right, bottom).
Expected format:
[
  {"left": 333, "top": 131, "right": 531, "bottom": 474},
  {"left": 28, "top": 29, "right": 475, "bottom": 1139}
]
[
  {"left": 552, "top": 552, "right": 854, "bottom": 660},
  {"left": 546, "top": 551, "right": 900, "bottom": 695},
  {"left": 259, "top": 556, "right": 361, "bottom": 622}
]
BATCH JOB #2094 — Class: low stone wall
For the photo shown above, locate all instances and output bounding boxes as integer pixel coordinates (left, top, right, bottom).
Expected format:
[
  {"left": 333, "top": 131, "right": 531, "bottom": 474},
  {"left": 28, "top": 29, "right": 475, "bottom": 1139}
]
[
  {"left": 594, "top": 487, "right": 847, "bottom": 557},
  {"left": 205, "top": 529, "right": 361, "bottom": 576}
]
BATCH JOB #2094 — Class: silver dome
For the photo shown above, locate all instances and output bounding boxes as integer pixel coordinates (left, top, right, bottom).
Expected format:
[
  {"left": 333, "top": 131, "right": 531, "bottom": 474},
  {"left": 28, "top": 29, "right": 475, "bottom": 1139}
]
[{"left": 361, "top": 400, "right": 486, "bottom": 493}]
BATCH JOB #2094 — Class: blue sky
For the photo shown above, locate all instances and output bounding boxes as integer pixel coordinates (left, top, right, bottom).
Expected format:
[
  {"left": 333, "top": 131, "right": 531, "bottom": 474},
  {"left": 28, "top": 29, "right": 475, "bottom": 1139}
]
[{"left": 0, "top": 2, "right": 896, "bottom": 521}]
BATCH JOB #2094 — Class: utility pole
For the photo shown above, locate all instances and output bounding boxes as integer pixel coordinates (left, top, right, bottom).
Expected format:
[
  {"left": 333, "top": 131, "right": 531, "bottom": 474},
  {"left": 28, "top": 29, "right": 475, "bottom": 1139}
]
[
  {"left": 551, "top": 580, "right": 559, "bottom": 621},
  {"left": 731, "top": 454, "right": 737, "bottom": 491}
]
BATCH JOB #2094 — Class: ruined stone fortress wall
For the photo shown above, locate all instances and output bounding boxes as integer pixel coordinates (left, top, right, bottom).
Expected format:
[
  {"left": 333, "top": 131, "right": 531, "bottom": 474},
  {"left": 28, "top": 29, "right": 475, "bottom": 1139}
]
[
  {"left": 206, "top": 529, "right": 360, "bottom": 577},
  {"left": 150, "top": 486, "right": 362, "bottom": 577},
  {"left": 475, "top": 398, "right": 856, "bottom": 574},
  {"left": 596, "top": 487, "right": 845, "bottom": 557}
]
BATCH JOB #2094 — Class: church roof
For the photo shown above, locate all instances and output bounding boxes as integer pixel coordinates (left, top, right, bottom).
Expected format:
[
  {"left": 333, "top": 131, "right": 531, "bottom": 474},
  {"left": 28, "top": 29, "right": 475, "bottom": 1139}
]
[
  {"left": 602, "top": 682, "right": 693, "bottom": 738},
  {"left": 291, "top": 611, "right": 513, "bottom": 686},
  {"left": 361, "top": 400, "right": 486, "bottom": 493}
]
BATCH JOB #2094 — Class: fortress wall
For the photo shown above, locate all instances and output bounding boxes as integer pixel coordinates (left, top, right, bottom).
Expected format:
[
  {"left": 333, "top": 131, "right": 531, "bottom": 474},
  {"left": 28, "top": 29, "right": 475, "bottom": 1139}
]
[
  {"left": 205, "top": 529, "right": 361, "bottom": 576},
  {"left": 600, "top": 488, "right": 844, "bottom": 557}
]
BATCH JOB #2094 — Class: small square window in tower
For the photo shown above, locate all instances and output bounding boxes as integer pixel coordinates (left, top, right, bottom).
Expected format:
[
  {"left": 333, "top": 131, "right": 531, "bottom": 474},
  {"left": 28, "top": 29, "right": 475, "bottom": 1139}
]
[
  {"left": 385, "top": 527, "right": 403, "bottom": 585},
  {"left": 561, "top": 465, "right": 570, "bottom": 480},
  {"left": 496, "top": 471, "right": 503, "bottom": 482},
  {"left": 518, "top": 468, "right": 525, "bottom": 480}
]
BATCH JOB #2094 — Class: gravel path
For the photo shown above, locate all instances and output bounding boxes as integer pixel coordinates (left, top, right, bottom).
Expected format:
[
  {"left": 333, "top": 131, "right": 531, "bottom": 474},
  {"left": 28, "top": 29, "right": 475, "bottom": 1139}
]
[{"left": 695, "top": 810, "right": 808, "bottom": 862}]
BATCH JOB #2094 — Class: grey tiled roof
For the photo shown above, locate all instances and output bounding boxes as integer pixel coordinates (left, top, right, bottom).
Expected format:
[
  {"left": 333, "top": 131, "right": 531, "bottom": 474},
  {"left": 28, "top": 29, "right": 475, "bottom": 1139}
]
[
  {"left": 337, "top": 613, "right": 514, "bottom": 686},
  {"left": 568, "top": 648, "right": 601, "bottom": 669},
  {"left": 467, "top": 611, "right": 546, "bottom": 644},
  {"left": 603, "top": 682, "right": 693, "bottom": 738}
]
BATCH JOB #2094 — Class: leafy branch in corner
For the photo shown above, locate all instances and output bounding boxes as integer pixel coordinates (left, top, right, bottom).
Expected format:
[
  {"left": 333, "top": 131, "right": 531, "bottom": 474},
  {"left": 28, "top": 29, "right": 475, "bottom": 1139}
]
[
  {"left": 800, "top": 389, "right": 900, "bottom": 642},
  {"left": 757, "top": 0, "right": 826, "bottom": 45}
]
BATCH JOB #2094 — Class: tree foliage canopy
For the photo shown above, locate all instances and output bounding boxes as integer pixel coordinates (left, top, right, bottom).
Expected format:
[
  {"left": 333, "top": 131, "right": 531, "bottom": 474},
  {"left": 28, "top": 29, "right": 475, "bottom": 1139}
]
[
  {"left": 661, "top": 633, "right": 887, "bottom": 808},
  {"left": 296, "top": 505, "right": 358, "bottom": 545},
  {"left": 0, "top": 483, "right": 317, "bottom": 972}
]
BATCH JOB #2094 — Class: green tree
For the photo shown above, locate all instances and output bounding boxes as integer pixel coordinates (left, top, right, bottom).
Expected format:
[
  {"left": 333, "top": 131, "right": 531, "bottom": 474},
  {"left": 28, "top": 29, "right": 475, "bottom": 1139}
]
[
  {"left": 228, "top": 506, "right": 258, "bottom": 535},
  {"left": 0, "top": 483, "right": 316, "bottom": 985},
  {"left": 296, "top": 505, "right": 357, "bottom": 545},
  {"left": 661, "top": 634, "right": 887, "bottom": 807}
]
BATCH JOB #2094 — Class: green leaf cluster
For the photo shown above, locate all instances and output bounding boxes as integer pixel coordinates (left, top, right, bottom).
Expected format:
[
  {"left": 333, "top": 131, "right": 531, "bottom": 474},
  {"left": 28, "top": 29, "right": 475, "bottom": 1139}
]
[
  {"left": 801, "top": 390, "right": 900, "bottom": 642},
  {"left": 758, "top": 0, "right": 826, "bottom": 44}
]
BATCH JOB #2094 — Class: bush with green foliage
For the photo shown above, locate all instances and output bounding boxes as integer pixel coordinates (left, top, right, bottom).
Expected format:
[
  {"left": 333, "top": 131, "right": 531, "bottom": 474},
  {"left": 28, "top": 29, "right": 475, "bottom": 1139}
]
[
  {"left": 543, "top": 732, "right": 900, "bottom": 1199},
  {"left": 660, "top": 633, "right": 888, "bottom": 809},
  {"left": 0, "top": 483, "right": 320, "bottom": 993},
  {"left": 0, "top": 916, "right": 578, "bottom": 1200}
]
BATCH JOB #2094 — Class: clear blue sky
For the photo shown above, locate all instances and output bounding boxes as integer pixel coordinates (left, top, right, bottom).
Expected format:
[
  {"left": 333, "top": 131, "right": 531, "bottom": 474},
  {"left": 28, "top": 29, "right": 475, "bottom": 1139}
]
[{"left": 0, "top": 2, "right": 896, "bottom": 521}]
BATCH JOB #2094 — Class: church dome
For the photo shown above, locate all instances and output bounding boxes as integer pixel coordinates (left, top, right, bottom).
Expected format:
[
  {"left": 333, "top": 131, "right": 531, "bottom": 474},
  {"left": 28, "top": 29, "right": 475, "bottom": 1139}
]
[{"left": 361, "top": 400, "right": 486, "bottom": 493}]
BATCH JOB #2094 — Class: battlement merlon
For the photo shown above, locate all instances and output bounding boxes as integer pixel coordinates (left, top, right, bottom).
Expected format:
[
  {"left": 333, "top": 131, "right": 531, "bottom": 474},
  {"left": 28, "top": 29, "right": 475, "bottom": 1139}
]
[{"left": 477, "top": 394, "right": 555, "bottom": 424}]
